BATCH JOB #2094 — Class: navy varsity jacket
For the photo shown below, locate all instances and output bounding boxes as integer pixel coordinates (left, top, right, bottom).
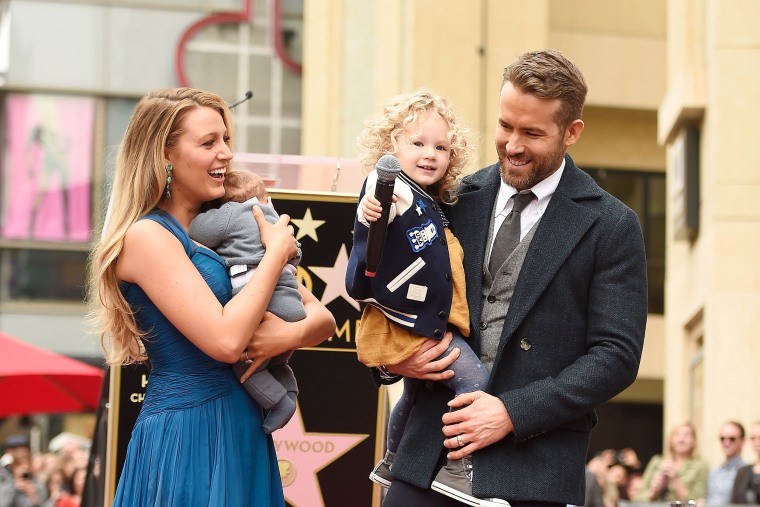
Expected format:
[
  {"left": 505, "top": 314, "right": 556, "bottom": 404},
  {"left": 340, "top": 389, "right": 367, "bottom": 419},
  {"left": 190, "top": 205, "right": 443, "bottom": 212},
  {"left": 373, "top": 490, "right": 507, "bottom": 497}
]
[{"left": 345, "top": 170, "right": 455, "bottom": 340}]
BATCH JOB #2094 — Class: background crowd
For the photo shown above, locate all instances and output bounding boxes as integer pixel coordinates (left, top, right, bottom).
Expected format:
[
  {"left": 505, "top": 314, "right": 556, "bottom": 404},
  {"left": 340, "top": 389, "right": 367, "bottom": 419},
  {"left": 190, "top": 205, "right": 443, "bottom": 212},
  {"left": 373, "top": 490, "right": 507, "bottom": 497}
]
[
  {"left": 0, "top": 434, "right": 90, "bottom": 507},
  {"left": 584, "top": 421, "right": 760, "bottom": 507},
  {"left": 5, "top": 418, "right": 760, "bottom": 506}
]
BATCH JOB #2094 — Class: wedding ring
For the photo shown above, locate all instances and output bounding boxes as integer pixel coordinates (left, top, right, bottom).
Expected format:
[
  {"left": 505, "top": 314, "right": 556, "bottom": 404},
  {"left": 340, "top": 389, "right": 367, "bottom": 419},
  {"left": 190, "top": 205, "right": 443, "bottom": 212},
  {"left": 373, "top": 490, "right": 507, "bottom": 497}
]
[
  {"left": 457, "top": 434, "right": 464, "bottom": 447},
  {"left": 244, "top": 349, "right": 253, "bottom": 364}
]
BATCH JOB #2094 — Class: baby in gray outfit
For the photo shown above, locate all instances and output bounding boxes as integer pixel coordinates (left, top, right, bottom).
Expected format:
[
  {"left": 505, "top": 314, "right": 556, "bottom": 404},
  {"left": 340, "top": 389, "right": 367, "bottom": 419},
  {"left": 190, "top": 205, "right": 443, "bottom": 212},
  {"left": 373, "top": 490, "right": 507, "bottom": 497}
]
[{"left": 189, "top": 170, "right": 305, "bottom": 433}]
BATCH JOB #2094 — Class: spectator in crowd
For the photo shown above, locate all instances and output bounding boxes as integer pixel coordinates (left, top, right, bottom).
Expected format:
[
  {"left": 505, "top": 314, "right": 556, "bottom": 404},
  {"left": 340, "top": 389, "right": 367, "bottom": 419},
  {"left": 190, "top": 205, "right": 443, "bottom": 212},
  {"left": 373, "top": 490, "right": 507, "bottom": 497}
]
[
  {"left": 615, "top": 448, "right": 643, "bottom": 474},
  {"left": 55, "top": 448, "right": 86, "bottom": 498},
  {"left": 0, "top": 436, "right": 31, "bottom": 469},
  {"left": 586, "top": 448, "right": 643, "bottom": 507},
  {"left": 583, "top": 465, "right": 605, "bottom": 507},
  {"left": 41, "top": 468, "right": 65, "bottom": 507},
  {"left": 587, "top": 450, "right": 616, "bottom": 483},
  {"left": 625, "top": 472, "right": 644, "bottom": 501},
  {"left": 54, "top": 467, "right": 86, "bottom": 507},
  {"left": 636, "top": 422, "right": 709, "bottom": 503},
  {"left": 2, "top": 451, "right": 47, "bottom": 507},
  {"left": 731, "top": 421, "right": 760, "bottom": 504},
  {"left": 707, "top": 421, "right": 746, "bottom": 505},
  {"left": 605, "top": 464, "right": 629, "bottom": 507}
]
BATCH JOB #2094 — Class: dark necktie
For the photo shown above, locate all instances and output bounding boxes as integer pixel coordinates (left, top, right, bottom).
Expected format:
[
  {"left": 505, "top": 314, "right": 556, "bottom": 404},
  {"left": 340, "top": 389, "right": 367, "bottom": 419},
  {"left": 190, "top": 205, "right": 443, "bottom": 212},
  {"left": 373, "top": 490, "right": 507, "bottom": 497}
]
[{"left": 488, "top": 191, "right": 535, "bottom": 275}]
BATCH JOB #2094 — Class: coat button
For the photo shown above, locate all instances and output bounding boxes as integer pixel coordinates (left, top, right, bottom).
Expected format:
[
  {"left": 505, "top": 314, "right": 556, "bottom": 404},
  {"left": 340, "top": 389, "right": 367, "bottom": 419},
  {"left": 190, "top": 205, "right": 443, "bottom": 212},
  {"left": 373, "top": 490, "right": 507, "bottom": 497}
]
[
  {"left": 439, "top": 237, "right": 447, "bottom": 245},
  {"left": 479, "top": 322, "right": 487, "bottom": 330},
  {"left": 445, "top": 273, "right": 451, "bottom": 281},
  {"left": 434, "top": 329, "right": 442, "bottom": 337},
  {"left": 438, "top": 311, "right": 447, "bottom": 320},
  {"left": 520, "top": 339, "right": 531, "bottom": 351},
  {"left": 487, "top": 295, "right": 496, "bottom": 303}
]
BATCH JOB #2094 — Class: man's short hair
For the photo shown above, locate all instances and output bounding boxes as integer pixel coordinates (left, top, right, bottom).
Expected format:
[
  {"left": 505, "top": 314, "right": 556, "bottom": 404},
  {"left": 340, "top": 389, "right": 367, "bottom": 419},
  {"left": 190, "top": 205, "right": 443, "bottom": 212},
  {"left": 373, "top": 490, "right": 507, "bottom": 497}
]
[{"left": 502, "top": 49, "right": 588, "bottom": 130}]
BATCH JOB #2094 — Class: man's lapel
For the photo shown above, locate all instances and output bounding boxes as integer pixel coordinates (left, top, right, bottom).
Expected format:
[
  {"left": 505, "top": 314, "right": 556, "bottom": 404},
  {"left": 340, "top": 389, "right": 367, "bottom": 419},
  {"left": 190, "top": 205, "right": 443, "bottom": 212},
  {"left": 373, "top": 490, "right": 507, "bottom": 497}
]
[{"left": 496, "top": 156, "right": 603, "bottom": 352}]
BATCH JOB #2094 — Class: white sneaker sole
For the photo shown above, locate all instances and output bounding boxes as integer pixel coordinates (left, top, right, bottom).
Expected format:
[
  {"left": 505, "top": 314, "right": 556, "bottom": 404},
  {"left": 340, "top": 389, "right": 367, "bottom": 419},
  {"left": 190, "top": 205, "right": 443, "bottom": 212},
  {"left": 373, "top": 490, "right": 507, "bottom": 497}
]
[
  {"left": 369, "top": 471, "right": 391, "bottom": 488},
  {"left": 431, "top": 480, "right": 511, "bottom": 507}
]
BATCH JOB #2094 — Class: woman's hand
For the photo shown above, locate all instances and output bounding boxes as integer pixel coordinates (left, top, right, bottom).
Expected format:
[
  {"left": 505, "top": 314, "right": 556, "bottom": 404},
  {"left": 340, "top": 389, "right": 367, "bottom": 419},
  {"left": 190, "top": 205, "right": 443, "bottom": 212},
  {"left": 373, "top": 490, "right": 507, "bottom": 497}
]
[
  {"left": 254, "top": 206, "right": 297, "bottom": 265},
  {"left": 238, "top": 312, "right": 290, "bottom": 378},
  {"left": 239, "top": 286, "right": 335, "bottom": 382}
]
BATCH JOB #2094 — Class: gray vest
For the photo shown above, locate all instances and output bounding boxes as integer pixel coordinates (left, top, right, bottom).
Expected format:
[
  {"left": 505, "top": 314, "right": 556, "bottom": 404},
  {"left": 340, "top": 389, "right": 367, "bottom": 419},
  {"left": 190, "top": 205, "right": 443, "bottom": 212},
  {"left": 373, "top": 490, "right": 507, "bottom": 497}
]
[{"left": 479, "top": 218, "right": 539, "bottom": 372}]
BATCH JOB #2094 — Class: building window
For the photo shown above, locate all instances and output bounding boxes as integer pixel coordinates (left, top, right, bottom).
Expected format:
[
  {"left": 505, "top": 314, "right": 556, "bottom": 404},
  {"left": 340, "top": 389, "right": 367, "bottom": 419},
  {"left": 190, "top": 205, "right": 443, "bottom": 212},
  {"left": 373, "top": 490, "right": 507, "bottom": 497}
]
[
  {"left": 585, "top": 168, "right": 665, "bottom": 314},
  {"left": 0, "top": 248, "right": 88, "bottom": 302}
]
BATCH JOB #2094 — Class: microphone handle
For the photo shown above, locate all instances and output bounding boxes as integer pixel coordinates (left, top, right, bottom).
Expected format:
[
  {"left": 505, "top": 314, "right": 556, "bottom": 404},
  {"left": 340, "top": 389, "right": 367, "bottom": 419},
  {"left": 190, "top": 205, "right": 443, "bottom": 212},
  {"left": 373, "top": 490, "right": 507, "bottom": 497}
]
[{"left": 365, "top": 179, "right": 396, "bottom": 277}]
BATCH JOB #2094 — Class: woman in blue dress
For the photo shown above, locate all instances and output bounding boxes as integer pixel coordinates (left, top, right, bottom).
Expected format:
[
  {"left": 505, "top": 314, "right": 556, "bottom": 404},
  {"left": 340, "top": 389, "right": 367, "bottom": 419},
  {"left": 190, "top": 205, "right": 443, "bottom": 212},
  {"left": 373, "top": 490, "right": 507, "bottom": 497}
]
[{"left": 88, "top": 87, "right": 336, "bottom": 506}]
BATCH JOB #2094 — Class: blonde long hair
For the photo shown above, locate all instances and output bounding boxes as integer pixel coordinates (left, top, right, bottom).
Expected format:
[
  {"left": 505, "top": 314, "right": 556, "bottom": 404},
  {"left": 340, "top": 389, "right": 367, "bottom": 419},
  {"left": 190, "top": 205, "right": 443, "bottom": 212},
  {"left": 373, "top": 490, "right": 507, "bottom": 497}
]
[
  {"left": 358, "top": 89, "right": 474, "bottom": 204},
  {"left": 87, "top": 88, "right": 233, "bottom": 365}
]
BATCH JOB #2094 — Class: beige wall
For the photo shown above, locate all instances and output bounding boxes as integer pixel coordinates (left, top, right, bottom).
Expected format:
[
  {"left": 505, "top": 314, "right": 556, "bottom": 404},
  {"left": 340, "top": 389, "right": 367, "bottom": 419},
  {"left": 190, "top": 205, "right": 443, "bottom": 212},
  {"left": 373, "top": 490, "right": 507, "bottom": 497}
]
[
  {"left": 302, "top": 0, "right": 724, "bottom": 460},
  {"left": 572, "top": 107, "right": 665, "bottom": 171},
  {"left": 660, "top": 0, "right": 760, "bottom": 466},
  {"left": 303, "top": 0, "right": 668, "bottom": 161}
]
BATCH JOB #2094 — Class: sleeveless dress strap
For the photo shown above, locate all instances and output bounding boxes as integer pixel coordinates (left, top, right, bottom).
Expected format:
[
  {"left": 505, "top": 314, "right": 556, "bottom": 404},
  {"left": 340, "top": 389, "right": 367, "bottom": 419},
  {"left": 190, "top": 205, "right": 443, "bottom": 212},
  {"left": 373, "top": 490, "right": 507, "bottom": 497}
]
[{"left": 140, "top": 209, "right": 196, "bottom": 257}]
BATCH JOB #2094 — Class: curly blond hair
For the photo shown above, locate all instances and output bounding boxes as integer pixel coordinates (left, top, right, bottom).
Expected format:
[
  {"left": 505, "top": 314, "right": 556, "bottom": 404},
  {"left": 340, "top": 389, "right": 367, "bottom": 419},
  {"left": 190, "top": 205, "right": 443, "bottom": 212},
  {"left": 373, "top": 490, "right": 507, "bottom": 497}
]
[
  {"left": 358, "top": 89, "right": 473, "bottom": 204},
  {"left": 86, "top": 87, "right": 234, "bottom": 365}
]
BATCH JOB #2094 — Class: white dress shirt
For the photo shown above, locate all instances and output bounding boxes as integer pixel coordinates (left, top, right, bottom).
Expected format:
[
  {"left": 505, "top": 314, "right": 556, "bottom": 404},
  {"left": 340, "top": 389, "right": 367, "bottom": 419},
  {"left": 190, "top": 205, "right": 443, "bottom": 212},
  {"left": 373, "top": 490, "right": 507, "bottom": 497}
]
[{"left": 488, "top": 158, "right": 566, "bottom": 259}]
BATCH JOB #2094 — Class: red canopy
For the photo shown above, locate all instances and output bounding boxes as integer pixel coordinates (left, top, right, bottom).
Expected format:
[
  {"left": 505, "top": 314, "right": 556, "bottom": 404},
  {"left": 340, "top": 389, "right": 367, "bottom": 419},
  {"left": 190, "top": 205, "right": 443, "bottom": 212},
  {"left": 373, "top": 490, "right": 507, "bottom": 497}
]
[{"left": 0, "top": 332, "right": 105, "bottom": 417}]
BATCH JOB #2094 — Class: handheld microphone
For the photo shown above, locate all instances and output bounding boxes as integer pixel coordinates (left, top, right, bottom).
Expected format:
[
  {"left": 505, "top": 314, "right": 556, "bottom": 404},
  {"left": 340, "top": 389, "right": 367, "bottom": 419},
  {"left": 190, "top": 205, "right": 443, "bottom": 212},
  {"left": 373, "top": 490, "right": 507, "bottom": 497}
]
[
  {"left": 229, "top": 91, "right": 253, "bottom": 109},
  {"left": 365, "top": 154, "right": 402, "bottom": 277}
]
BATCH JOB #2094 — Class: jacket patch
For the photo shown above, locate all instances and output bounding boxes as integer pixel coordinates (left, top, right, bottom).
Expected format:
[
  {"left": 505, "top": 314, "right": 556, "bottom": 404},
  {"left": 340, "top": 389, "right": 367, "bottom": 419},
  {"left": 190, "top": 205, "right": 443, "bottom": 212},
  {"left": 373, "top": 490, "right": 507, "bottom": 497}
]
[
  {"left": 387, "top": 258, "right": 426, "bottom": 293},
  {"left": 406, "top": 219, "right": 438, "bottom": 253},
  {"left": 415, "top": 198, "right": 428, "bottom": 216},
  {"left": 406, "top": 284, "right": 428, "bottom": 302}
]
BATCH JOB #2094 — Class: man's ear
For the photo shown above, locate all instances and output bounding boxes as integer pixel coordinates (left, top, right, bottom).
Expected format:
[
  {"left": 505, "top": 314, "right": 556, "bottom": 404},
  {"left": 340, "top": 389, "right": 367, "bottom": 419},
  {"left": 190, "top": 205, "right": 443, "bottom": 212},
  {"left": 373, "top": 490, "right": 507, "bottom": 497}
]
[{"left": 564, "top": 119, "right": 585, "bottom": 148}]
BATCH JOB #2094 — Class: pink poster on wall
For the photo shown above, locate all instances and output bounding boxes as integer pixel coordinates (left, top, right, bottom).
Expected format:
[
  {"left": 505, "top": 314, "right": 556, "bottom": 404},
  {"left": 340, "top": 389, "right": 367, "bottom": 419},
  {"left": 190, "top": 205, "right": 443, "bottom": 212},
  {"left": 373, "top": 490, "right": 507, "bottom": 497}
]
[{"left": 1, "top": 94, "right": 94, "bottom": 242}]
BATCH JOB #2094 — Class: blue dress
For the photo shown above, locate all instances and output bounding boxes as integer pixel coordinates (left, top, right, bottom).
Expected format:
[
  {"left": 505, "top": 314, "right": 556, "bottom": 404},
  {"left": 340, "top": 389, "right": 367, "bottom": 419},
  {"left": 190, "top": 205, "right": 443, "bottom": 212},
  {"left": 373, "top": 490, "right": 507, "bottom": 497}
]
[{"left": 112, "top": 210, "right": 285, "bottom": 507}]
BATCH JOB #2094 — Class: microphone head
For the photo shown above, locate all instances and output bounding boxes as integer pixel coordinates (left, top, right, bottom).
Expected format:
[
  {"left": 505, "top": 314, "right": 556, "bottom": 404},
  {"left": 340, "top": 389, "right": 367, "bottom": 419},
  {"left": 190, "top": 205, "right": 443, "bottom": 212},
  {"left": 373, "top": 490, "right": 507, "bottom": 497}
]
[{"left": 375, "top": 154, "right": 402, "bottom": 183}]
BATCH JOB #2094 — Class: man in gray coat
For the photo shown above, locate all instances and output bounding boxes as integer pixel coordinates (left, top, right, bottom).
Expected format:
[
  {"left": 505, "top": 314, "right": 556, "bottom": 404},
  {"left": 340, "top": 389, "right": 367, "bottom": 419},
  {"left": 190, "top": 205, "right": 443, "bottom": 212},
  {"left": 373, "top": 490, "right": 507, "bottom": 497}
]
[{"left": 379, "top": 49, "right": 648, "bottom": 507}]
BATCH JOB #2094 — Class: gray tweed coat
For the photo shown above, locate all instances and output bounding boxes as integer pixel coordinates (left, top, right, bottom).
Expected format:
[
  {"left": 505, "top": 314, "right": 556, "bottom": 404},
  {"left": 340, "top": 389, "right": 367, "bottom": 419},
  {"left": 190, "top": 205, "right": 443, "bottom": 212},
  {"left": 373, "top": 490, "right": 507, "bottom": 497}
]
[{"left": 389, "top": 155, "right": 648, "bottom": 505}]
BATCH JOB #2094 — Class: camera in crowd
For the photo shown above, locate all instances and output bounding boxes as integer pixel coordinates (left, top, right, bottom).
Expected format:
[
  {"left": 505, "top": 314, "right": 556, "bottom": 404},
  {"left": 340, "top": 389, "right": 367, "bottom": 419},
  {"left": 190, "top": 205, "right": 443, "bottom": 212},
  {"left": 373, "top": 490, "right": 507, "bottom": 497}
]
[{"left": 613, "top": 449, "right": 629, "bottom": 465}]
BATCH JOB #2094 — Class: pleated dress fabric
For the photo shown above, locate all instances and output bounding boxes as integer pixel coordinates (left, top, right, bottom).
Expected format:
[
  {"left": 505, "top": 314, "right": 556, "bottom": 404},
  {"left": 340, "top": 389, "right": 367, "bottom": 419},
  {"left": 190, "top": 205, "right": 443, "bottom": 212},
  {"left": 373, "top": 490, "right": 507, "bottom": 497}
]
[{"left": 112, "top": 210, "right": 285, "bottom": 507}]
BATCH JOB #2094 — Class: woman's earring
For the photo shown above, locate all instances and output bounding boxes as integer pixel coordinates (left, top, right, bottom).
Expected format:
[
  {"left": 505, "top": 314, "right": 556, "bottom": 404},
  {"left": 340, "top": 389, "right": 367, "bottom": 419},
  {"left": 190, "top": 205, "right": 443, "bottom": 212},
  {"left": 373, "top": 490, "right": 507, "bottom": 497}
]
[{"left": 164, "top": 163, "right": 173, "bottom": 199}]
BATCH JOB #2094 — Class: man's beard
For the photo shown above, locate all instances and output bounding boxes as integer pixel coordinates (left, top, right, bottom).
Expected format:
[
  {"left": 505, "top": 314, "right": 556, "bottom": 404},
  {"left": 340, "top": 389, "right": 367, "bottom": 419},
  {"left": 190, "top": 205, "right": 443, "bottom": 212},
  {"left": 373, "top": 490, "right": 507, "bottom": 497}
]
[{"left": 497, "top": 139, "right": 566, "bottom": 190}]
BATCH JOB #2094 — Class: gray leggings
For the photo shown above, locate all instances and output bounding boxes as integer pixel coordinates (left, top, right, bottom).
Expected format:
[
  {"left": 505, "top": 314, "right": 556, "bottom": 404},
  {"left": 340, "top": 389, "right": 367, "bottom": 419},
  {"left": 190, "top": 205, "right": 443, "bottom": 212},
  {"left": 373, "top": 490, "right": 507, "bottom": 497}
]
[{"left": 386, "top": 330, "right": 488, "bottom": 453}]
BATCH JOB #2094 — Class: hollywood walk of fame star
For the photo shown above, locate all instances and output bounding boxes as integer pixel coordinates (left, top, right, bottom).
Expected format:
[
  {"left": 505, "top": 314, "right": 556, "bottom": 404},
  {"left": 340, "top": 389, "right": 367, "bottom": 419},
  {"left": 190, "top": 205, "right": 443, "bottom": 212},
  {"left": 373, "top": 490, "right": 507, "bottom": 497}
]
[
  {"left": 292, "top": 208, "right": 326, "bottom": 242},
  {"left": 309, "top": 244, "right": 360, "bottom": 311},
  {"left": 273, "top": 404, "right": 368, "bottom": 507}
]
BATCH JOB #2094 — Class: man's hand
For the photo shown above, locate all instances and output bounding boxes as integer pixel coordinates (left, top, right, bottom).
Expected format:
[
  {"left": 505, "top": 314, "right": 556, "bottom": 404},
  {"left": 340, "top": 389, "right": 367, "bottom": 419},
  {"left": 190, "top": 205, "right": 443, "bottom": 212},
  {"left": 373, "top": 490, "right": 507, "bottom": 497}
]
[
  {"left": 440, "top": 391, "right": 512, "bottom": 460},
  {"left": 386, "top": 332, "right": 460, "bottom": 381}
]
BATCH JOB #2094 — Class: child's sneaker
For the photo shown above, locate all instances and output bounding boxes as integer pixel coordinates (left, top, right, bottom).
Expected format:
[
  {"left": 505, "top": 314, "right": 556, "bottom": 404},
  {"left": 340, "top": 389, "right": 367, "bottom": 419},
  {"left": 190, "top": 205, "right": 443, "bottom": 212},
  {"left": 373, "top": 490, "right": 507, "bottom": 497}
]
[
  {"left": 368, "top": 450, "right": 395, "bottom": 488},
  {"left": 431, "top": 456, "right": 511, "bottom": 506}
]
